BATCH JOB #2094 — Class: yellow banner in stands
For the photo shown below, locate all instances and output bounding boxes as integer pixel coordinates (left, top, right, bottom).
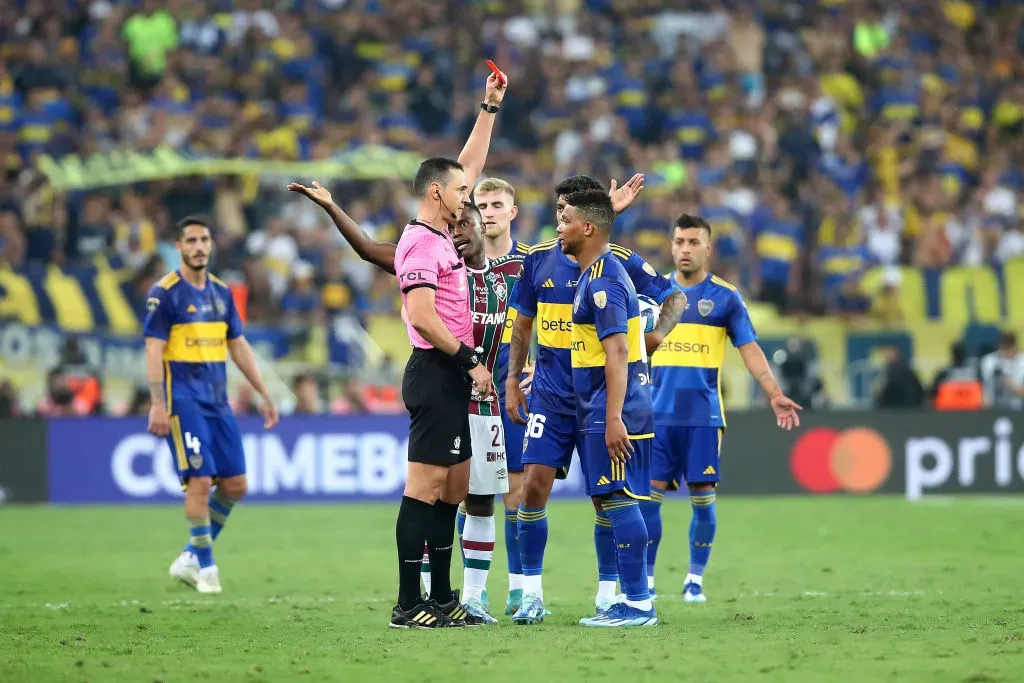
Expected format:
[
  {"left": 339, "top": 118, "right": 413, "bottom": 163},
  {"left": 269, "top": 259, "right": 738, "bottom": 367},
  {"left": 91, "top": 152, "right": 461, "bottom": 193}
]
[{"left": 36, "top": 145, "right": 425, "bottom": 191}]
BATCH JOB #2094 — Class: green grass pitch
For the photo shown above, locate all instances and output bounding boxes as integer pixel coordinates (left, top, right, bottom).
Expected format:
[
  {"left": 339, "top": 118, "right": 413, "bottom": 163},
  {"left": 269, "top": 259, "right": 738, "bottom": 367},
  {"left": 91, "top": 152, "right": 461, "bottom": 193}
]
[{"left": 1, "top": 497, "right": 1022, "bottom": 682}]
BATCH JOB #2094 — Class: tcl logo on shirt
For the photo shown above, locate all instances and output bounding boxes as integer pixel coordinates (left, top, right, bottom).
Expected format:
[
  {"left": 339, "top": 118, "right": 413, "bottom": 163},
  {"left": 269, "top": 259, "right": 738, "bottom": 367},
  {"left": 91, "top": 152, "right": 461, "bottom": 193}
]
[{"left": 401, "top": 271, "right": 428, "bottom": 283}]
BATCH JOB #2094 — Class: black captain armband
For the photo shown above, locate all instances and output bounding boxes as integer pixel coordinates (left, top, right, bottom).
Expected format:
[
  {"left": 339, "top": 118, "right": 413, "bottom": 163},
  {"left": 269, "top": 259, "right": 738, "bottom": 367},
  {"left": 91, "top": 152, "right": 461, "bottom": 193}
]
[
  {"left": 480, "top": 102, "right": 500, "bottom": 114},
  {"left": 454, "top": 343, "right": 481, "bottom": 370}
]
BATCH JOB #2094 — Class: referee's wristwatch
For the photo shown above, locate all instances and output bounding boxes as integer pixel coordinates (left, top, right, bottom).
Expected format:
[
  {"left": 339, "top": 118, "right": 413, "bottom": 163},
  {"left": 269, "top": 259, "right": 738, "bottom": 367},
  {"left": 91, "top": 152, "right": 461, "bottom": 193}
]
[
  {"left": 480, "top": 102, "right": 500, "bottom": 114},
  {"left": 456, "top": 343, "right": 481, "bottom": 370}
]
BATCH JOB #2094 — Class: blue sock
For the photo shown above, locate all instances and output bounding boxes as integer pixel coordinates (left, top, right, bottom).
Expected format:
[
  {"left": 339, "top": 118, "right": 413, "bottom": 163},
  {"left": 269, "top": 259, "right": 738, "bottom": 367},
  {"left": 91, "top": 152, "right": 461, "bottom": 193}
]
[
  {"left": 517, "top": 506, "right": 547, "bottom": 590},
  {"left": 639, "top": 487, "right": 664, "bottom": 586},
  {"left": 593, "top": 509, "right": 618, "bottom": 583},
  {"left": 457, "top": 502, "right": 467, "bottom": 566},
  {"left": 602, "top": 497, "right": 649, "bottom": 602},
  {"left": 188, "top": 516, "right": 214, "bottom": 569},
  {"left": 209, "top": 489, "right": 237, "bottom": 540},
  {"left": 504, "top": 509, "right": 523, "bottom": 579},
  {"left": 689, "top": 490, "right": 717, "bottom": 577}
]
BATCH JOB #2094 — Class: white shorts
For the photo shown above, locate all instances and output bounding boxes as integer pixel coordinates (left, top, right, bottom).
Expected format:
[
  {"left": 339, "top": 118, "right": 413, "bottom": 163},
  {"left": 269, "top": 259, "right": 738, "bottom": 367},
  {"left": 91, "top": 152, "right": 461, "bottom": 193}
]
[{"left": 468, "top": 413, "right": 510, "bottom": 496}]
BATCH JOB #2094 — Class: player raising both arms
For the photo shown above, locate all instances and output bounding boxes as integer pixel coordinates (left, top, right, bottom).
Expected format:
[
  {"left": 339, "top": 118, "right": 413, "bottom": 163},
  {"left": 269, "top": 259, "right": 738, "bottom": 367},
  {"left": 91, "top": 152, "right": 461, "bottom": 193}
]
[
  {"left": 146, "top": 217, "right": 279, "bottom": 595},
  {"left": 643, "top": 214, "right": 801, "bottom": 603},
  {"left": 559, "top": 190, "right": 657, "bottom": 627},
  {"left": 504, "top": 175, "right": 686, "bottom": 624}
]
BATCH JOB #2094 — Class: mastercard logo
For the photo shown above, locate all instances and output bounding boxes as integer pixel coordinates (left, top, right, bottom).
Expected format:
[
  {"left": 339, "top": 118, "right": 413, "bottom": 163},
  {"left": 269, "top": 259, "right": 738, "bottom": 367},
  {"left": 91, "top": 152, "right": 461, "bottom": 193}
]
[{"left": 790, "top": 427, "right": 892, "bottom": 494}]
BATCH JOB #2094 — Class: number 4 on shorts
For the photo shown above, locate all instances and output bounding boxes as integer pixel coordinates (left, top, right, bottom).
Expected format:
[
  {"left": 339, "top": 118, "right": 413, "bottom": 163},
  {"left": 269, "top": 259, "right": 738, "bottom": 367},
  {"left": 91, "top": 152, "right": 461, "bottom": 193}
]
[
  {"left": 527, "top": 413, "right": 546, "bottom": 439},
  {"left": 185, "top": 432, "right": 202, "bottom": 455}
]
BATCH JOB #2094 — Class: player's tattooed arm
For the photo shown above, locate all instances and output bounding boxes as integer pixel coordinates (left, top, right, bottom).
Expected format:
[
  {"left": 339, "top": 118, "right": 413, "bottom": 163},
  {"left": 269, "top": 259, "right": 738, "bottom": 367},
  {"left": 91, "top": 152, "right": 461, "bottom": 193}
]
[
  {"left": 505, "top": 312, "right": 534, "bottom": 425},
  {"left": 645, "top": 290, "right": 685, "bottom": 355},
  {"left": 737, "top": 341, "right": 803, "bottom": 431},
  {"left": 144, "top": 337, "right": 169, "bottom": 437},
  {"left": 287, "top": 181, "right": 398, "bottom": 274}
]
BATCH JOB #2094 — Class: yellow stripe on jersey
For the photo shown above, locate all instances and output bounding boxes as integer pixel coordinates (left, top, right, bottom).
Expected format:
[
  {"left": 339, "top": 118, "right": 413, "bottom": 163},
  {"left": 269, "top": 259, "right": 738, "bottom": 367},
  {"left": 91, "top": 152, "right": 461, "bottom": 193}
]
[
  {"left": 588, "top": 259, "right": 604, "bottom": 280},
  {"left": 609, "top": 244, "right": 632, "bottom": 258},
  {"left": 756, "top": 232, "right": 799, "bottom": 262},
  {"left": 536, "top": 302, "right": 574, "bottom": 349},
  {"left": 528, "top": 239, "right": 559, "bottom": 254},
  {"left": 170, "top": 416, "right": 187, "bottom": 471},
  {"left": 208, "top": 274, "right": 227, "bottom": 287},
  {"left": 650, "top": 323, "right": 727, "bottom": 369},
  {"left": 711, "top": 275, "right": 737, "bottom": 291},
  {"left": 165, "top": 322, "right": 229, "bottom": 363},
  {"left": 157, "top": 272, "right": 180, "bottom": 289},
  {"left": 571, "top": 317, "right": 644, "bottom": 368},
  {"left": 516, "top": 242, "right": 531, "bottom": 253},
  {"left": 501, "top": 306, "right": 518, "bottom": 344}
]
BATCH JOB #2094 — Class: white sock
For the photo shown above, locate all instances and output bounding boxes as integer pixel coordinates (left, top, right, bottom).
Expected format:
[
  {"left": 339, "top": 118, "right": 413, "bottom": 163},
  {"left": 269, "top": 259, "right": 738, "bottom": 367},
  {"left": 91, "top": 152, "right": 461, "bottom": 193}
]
[
  {"left": 420, "top": 544, "right": 431, "bottom": 594},
  {"left": 647, "top": 574, "right": 655, "bottom": 590},
  {"left": 461, "top": 514, "right": 495, "bottom": 602},
  {"left": 685, "top": 573, "right": 703, "bottom": 587},
  {"left": 523, "top": 573, "right": 543, "bottom": 600},
  {"left": 508, "top": 574, "right": 524, "bottom": 591},
  {"left": 597, "top": 580, "right": 618, "bottom": 603},
  {"left": 625, "top": 598, "right": 653, "bottom": 611}
]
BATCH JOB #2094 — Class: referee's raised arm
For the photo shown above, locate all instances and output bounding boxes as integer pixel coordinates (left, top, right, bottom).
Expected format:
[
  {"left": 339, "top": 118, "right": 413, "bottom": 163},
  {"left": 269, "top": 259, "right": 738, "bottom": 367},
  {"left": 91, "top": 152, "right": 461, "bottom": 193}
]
[{"left": 389, "top": 157, "right": 492, "bottom": 628}]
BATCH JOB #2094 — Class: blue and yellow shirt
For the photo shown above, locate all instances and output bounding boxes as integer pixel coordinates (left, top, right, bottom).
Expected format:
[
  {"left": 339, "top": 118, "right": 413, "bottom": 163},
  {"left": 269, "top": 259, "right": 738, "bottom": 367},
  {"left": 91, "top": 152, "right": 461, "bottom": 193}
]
[
  {"left": 509, "top": 241, "right": 674, "bottom": 417},
  {"left": 142, "top": 271, "right": 244, "bottom": 414},
  {"left": 493, "top": 240, "right": 530, "bottom": 402},
  {"left": 572, "top": 252, "right": 654, "bottom": 436},
  {"left": 651, "top": 273, "right": 757, "bottom": 427}
]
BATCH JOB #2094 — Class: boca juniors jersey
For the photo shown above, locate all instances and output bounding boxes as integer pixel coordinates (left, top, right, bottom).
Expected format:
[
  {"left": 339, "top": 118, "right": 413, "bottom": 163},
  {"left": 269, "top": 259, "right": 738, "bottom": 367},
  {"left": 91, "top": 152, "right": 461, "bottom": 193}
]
[
  {"left": 142, "top": 270, "right": 244, "bottom": 414},
  {"left": 509, "top": 240, "right": 674, "bottom": 417},
  {"left": 571, "top": 252, "right": 655, "bottom": 436},
  {"left": 650, "top": 273, "right": 757, "bottom": 427}
]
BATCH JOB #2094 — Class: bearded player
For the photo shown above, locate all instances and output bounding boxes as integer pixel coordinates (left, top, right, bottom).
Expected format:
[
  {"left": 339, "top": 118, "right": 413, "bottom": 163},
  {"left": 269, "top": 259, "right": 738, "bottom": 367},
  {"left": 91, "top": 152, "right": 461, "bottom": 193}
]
[{"left": 644, "top": 213, "right": 802, "bottom": 603}]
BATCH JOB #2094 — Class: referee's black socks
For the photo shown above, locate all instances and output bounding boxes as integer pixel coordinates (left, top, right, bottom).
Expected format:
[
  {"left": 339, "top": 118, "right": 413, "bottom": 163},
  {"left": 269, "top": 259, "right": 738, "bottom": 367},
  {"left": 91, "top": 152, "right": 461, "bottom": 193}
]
[
  {"left": 427, "top": 499, "right": 460, "bottom": 603},
  {"left": 396, "top": 495, "right": 434, "bottom": 610}
]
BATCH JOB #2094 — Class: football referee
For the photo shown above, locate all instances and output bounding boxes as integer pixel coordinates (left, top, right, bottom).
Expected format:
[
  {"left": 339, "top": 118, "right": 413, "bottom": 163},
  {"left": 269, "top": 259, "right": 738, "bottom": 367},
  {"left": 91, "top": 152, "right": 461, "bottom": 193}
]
[{"left": 389, "top": 158, "right": 494, "bottom": 629}]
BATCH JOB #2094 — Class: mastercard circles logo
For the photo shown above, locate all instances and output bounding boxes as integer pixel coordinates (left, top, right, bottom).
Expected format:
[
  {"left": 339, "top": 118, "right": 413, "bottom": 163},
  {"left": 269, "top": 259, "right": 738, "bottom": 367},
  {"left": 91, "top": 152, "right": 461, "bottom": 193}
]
[{"left": 790, "top": 427, "right": 892, "bottom": 494}]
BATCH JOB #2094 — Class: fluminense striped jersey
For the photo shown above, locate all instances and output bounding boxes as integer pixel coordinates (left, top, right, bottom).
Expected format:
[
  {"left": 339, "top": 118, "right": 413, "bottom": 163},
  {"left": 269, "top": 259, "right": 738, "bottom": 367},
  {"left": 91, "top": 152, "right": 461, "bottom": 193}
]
[
  {"left": 492, "top": 240, "right": 529, "bottom": 405},
  {"left": 468, "top": 254, "right": 524, "bottom": 416}
]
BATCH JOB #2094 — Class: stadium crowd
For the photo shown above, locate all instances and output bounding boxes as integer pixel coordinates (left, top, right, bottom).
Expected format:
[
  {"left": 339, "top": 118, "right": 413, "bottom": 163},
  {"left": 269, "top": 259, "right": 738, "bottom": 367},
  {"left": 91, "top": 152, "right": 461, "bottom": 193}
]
[{"left": 0, "top": 0, "right": 1022, "bottom": 414}]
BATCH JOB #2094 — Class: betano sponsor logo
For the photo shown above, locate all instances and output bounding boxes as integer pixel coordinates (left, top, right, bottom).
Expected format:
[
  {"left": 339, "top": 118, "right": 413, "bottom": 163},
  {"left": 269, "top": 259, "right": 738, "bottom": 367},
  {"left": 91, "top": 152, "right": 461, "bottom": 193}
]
[{"left": 790, "top": 418, "right": 1024, "bottom": 499}]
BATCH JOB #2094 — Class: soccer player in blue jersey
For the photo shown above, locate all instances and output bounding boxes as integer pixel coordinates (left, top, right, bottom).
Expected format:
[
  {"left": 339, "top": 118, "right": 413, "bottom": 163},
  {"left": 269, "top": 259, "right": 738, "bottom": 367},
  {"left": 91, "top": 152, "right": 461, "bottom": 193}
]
[
  {"left": 505, "top": 176, "right": 685, "bottom": 623},
  {"left": 645, "top": 214, "right": 801, "bottom": 603},
  {"left": 145, "top": 217, "right": 279, "bottom": 594},
  {"left": 559, "top": 189, "right": 658, "bottom": 627}
]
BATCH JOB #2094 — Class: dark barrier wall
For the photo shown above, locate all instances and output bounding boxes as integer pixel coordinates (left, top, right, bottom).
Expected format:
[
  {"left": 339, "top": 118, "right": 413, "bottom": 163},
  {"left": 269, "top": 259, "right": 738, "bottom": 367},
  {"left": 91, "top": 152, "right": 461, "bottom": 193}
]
[
  {"left": 0, "top": 411, "right": 1019, "bottom": 504},
  {"left": 0, "top": 418, "right": 48, "bottom": 502}
]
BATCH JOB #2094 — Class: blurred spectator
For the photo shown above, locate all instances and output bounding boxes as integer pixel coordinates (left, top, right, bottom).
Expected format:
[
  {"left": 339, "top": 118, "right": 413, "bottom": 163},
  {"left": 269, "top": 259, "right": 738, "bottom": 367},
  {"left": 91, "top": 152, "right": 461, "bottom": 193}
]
[
  {"left": 773, "top": 338, "right": 829, "bottom": 410},
  {"left": 980, "top": 332, "right": 1024, "bottom": 410},
  {"left": 293, "top": 374, "right": 322, "bottom": 415},
  {"left": 875, "top": 346, "right": 926, "bottom": 408},
  {"left": 0, "top": 381, "right": 21, "bottom": 418}
]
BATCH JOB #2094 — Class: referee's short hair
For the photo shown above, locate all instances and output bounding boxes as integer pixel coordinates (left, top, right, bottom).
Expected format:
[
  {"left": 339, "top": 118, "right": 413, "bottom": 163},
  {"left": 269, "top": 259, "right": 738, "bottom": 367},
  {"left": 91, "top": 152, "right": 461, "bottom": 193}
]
[
  {"left": 414, "top": 157, "right": 464, "bottom": 196},
  {"left": 564, "top": 189, "right": 615, "bottom": 233},
  {"left": 174, "top": 215, "right": 211, "bottom": 240},
  {"left": 555, "top": 174, "right": 604, "bottom": 197}
]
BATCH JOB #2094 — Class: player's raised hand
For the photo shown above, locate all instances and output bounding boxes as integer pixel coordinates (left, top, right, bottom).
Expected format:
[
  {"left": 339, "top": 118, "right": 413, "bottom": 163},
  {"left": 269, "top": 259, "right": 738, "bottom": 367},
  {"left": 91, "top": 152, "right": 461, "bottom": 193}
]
[
  {"left": 484, "top": 71, "right": 507, "bottom": 106},
  {"left": 609, "top": 173, "right": 645, "bottom": 214},
  {"left": 505, "top": 378, "right": 529, "bottom": 425},
  {"left": 519, "top": 363, "right": 535, "bottom": 396},
  {"left": 260, "top": 393, "right": 279, "bottom": 430},
  {"left": 770, "top": 393, "right": 802, "bottom": 431},
  {"left": 287, "top": 180, "right": 333, "bottom": 209},
  {"left": 147, "top": 401, "right": 169, "bottom": 437},
  {"left": 605, "top": 416, "right": 634, "bottom": 464}
]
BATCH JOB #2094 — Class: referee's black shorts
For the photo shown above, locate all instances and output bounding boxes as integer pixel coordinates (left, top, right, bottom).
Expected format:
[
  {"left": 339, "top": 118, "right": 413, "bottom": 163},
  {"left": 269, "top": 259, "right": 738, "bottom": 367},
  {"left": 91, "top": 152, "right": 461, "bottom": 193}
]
[{"left": 402, "top": 348, "right": 472, "bottom": 466}]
